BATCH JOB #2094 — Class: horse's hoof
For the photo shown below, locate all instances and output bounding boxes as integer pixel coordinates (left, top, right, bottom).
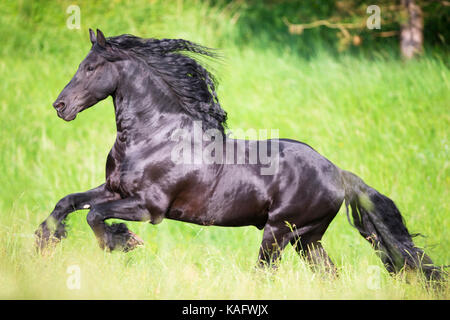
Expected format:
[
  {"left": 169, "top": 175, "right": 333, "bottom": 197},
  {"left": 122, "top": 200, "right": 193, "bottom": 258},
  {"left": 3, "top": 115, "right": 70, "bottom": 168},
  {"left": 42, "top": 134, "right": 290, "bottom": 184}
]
[
  {"left": 34, "top": 225, "right": 58, "bottom": 254},
  {"left": 106, "top": 223, "right": 144, "bottom": 252},
  {"left": 122, "top": 230, "right": 144, "bottom": 252}
]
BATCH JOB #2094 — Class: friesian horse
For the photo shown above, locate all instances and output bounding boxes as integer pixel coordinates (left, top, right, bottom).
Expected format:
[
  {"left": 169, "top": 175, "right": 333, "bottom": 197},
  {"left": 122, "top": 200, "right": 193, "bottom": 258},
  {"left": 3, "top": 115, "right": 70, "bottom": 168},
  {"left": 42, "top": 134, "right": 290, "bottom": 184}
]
[{"left": 36, "top": 29, "right": 442, "bottom": 280}]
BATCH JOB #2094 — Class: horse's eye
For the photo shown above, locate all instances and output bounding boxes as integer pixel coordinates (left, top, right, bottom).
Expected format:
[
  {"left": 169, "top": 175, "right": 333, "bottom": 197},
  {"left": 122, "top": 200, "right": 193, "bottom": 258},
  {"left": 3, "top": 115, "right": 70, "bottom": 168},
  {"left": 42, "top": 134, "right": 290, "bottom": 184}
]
[{"left": 87, "top": 65, "right": 94, "bottom": 72}]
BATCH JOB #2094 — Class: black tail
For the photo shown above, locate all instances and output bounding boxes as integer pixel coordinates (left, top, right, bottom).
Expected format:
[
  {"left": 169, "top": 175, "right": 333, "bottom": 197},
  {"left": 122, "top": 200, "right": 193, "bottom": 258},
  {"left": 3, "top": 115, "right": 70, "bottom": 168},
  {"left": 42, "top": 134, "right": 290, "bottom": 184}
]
[{"left": 341, "top": 170, "right": 442, "bottom": 281}]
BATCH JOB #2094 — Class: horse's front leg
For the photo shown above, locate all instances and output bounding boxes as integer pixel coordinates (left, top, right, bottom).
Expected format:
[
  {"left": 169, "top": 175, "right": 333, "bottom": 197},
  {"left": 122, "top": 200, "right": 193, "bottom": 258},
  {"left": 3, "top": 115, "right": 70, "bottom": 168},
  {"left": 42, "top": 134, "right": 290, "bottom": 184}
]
[
  {"left": 35, "top": 183, "right": 119, "bottom": 251},
  {"left": 86, "top": 196, "right": 151, "bottom": 252}
]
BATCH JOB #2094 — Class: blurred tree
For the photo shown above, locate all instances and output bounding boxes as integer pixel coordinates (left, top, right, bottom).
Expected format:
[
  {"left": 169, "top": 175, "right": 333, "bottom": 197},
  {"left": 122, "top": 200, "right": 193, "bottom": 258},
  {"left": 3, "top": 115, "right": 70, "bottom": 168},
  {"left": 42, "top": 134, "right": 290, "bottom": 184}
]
[
  {"left": 400, "top": 0, "right": 423, "bottom": 59},
  {"left": 278, "top": 0, "right": 449, "bottom": 58}
]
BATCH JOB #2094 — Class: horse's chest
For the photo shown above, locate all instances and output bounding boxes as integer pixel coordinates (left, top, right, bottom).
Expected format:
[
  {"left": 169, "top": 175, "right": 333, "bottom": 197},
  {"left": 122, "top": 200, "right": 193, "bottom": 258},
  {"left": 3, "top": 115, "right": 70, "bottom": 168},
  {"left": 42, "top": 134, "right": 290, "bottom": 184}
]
[{"left": 105, "top": 150, "right": 143, "bottom": 195}]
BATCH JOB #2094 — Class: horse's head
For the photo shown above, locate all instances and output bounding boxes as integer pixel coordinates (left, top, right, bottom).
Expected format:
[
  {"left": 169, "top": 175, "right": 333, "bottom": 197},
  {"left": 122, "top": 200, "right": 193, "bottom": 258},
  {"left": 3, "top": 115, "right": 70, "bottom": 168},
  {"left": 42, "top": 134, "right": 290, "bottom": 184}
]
[{"left": 53, "top": 29, "right": 118, "bottom": 121}]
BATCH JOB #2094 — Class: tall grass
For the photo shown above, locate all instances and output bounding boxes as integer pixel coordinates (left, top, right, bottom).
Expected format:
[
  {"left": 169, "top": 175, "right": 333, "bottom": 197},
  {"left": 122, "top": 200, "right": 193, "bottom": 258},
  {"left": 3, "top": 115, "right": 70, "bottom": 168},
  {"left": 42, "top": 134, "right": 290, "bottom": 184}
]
[{"left": 0, "top": 0, "right": 448, "bottom": 299}]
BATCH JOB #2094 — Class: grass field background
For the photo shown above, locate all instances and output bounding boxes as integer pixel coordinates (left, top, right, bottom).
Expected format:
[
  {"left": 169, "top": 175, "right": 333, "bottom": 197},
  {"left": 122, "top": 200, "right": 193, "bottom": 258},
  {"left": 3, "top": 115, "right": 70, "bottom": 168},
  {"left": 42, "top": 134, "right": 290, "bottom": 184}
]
[{"left": 0, "top": 1, "right": 448, "bottom": 299}]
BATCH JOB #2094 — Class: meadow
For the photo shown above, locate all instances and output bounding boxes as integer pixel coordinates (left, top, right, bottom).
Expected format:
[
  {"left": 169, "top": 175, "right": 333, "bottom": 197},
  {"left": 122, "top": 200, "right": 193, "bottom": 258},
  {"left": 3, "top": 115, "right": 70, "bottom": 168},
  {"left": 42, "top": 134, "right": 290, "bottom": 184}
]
[{"left": 0, "top": 1, "right": 448, "bottom": 299}]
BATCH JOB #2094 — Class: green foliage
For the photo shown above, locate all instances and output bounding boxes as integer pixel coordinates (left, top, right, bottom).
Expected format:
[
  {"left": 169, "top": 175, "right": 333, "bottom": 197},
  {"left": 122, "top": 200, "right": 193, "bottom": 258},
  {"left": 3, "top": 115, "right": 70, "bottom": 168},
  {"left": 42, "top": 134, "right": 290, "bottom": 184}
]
[{"left": 0, "top": 0, "right": 448, "bottom": 299}]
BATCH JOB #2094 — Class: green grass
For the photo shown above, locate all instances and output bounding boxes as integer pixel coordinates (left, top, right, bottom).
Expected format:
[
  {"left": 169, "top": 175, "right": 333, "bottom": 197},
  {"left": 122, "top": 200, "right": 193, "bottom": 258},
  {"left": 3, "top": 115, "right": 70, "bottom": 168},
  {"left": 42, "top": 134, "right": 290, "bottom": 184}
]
[{"left": 0, "top": 0, "right": 448, "bottom": 299}]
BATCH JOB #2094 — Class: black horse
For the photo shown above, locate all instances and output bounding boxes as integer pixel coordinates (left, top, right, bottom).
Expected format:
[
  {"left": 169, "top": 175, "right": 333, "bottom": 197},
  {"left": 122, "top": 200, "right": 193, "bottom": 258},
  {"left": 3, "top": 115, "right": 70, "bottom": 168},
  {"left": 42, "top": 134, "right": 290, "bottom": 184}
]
[{"left": 36, "top": 29, "right": 441, "bottom": 280}]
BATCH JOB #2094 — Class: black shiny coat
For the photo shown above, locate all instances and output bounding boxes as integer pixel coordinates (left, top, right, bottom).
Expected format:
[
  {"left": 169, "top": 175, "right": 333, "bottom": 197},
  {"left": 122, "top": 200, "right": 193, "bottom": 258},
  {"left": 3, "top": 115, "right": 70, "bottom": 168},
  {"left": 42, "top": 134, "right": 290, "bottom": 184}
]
[{"left": 35, "top": 30, "right": 441, "bottom": 280}]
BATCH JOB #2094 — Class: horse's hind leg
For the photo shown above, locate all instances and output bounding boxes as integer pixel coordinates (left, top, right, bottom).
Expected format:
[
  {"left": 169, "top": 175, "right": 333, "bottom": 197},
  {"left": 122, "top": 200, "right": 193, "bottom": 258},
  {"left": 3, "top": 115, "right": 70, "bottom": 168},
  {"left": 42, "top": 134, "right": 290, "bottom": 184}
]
[
  {"left": 257, "top": 222, "right": 291, "bottom": 268},
  {"left": 292, "top": 239, "right": 337, "bottom": 275},
  {"left": 290, "top": 216, "right": 338, "bottom": 276},
  {"left": 35, "top": 183, "right": 118, "bottom": 251},
  {"left": 86, "top": 196, "right": 151, "bottom": 251}
]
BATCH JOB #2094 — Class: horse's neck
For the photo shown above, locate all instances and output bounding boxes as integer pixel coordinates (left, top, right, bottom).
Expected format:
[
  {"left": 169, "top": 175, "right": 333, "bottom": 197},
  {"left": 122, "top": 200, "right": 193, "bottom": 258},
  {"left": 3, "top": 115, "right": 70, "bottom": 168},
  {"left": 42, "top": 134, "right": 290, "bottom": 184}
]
[{"left": 111, "top": 79, "right": 193, "bottom": 152}]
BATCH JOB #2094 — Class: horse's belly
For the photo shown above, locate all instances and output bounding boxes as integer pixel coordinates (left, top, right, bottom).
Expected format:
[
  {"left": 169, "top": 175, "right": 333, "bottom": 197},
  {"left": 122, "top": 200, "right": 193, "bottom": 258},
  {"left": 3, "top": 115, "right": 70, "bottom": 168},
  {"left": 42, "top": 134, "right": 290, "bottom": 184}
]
[
  {"left": 166, "top": 185, "right": 270, "bottom": 229},
  {"left": 209, "top": 208, "right": 268, "bottom": 229},
  {"left": 167, "top": 205, "right": 268, "bottom": 229}
]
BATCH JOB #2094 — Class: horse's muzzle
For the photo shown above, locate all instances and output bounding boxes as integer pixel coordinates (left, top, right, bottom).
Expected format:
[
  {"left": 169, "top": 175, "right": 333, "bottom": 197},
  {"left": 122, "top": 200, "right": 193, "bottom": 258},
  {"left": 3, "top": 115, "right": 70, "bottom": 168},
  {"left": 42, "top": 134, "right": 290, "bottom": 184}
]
[
  {"left": 53, "top": 101, "right": 66, "bottom": 110},
  {"left": 53, "top": 100, "right": 77, "bottom": 121}
]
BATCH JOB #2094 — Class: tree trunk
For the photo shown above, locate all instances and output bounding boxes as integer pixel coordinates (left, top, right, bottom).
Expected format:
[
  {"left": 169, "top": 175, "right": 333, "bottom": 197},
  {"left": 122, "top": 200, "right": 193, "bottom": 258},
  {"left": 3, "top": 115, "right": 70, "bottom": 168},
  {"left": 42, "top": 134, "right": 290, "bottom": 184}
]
[{"left": 400, "top": 0, "right": 423, "bottom": 59}]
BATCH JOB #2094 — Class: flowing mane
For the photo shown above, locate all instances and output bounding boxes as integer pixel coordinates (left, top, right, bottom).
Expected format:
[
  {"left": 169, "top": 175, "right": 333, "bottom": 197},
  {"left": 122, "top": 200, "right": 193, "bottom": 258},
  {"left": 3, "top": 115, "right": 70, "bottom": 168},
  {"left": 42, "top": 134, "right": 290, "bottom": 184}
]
[{"left": 96, "top": 34, "right": 227, "bottom": 132}]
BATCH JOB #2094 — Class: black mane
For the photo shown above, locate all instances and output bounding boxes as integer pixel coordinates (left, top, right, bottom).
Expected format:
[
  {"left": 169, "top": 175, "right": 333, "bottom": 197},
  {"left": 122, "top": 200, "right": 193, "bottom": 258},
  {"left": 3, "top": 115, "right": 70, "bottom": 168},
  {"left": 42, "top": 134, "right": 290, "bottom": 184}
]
[{"left": 96, "top": 34, "right": 227, "bottom": 133}]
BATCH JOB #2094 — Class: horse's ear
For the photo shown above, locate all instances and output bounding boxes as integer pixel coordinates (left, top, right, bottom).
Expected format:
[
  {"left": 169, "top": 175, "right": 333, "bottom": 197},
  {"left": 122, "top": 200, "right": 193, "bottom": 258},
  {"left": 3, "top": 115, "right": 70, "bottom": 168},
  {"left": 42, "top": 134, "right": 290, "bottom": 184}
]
[
  {"left": 89, "top": 28, "right": 96, "bottom": 45},
  {"left": 96, "top": 29, "right": 106, "bottom": 48}
]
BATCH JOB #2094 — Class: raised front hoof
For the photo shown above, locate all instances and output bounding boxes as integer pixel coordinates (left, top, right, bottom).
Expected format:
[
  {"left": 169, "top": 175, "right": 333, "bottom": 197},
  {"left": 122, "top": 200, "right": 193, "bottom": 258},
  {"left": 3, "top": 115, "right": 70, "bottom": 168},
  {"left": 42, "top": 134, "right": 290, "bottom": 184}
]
[
  {"left": 105, "top": 223, "right": 144, "bottom": 252},
  {"left": 34, "top": 222, "right": 67, "bottom": 254}
]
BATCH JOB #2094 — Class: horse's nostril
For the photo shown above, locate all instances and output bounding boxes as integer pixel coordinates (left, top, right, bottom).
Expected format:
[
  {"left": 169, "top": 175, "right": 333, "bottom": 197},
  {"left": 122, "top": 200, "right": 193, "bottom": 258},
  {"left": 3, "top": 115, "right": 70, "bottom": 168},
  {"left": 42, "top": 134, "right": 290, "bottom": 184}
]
[{"left": 53, "top": 101, "right": 65, "bottom": 109}]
